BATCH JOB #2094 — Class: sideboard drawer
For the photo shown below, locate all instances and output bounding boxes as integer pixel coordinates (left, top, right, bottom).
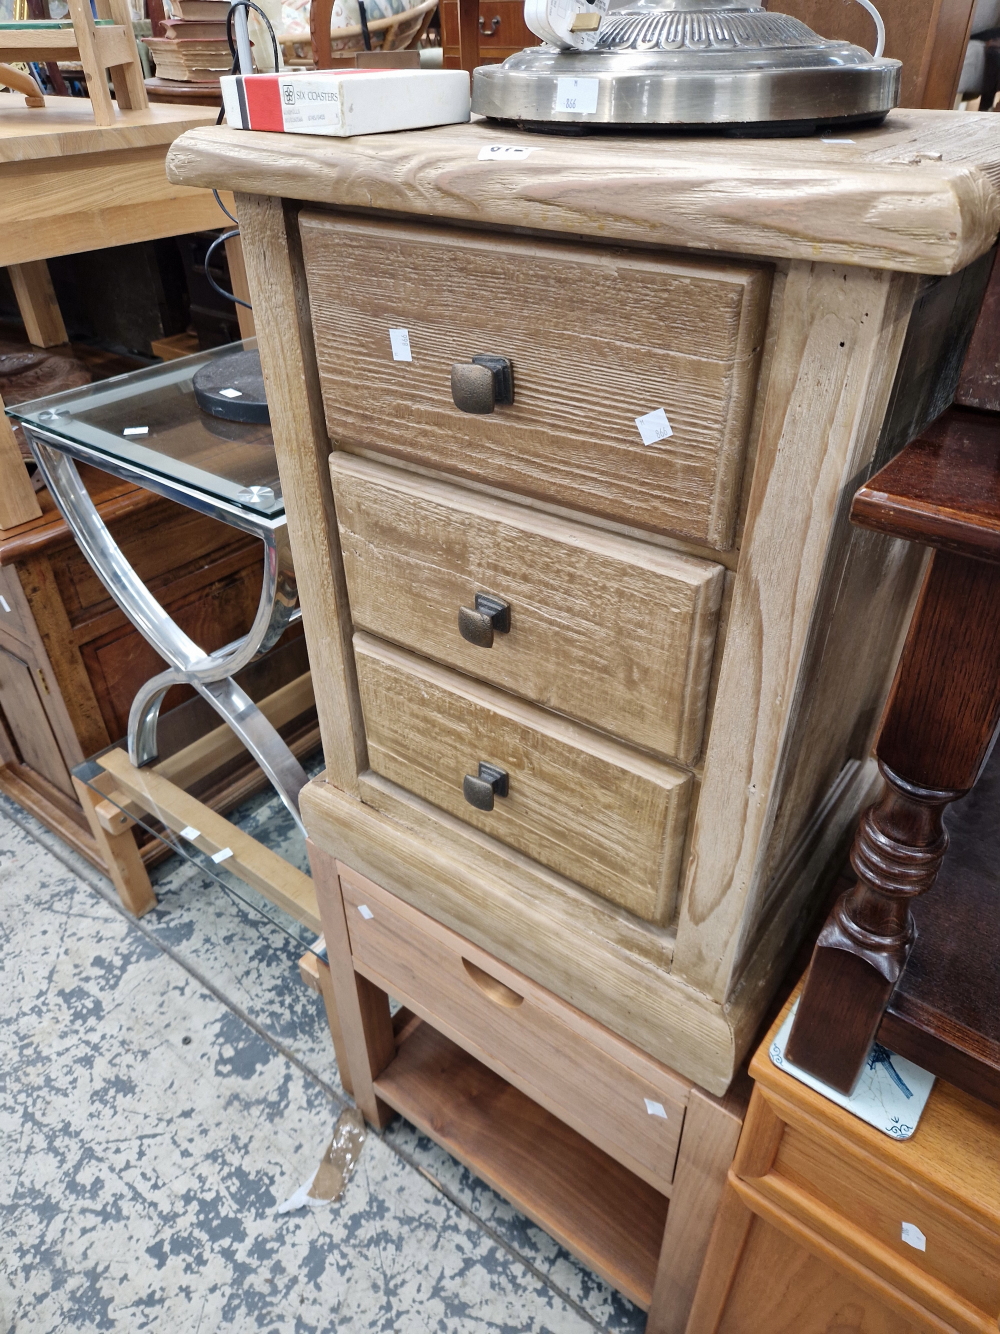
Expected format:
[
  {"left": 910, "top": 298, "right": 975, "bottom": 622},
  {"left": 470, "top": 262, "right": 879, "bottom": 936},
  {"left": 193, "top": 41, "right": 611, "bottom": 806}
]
[
  {"left": 354, "top": 632, "right": 691, "bottom": 924},
  {"left": 767, "top": 1116, "right": 1000, "bottom": 1332},
  {"left": 338, "top": 862, "right": 688, "bottom": 1194},
  {"left": 301, "top": 213, "right": 769, "bottom": 549},
  {"left": 332, "top": 454, "right": 724, "bottom": 766}
]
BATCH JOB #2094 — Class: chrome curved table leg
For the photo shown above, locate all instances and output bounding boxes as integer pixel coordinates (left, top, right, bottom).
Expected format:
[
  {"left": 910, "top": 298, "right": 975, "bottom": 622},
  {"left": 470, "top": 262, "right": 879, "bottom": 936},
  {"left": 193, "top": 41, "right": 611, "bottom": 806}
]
[{"left": 26, "top": 431, "right": 309, "bottom": 834}]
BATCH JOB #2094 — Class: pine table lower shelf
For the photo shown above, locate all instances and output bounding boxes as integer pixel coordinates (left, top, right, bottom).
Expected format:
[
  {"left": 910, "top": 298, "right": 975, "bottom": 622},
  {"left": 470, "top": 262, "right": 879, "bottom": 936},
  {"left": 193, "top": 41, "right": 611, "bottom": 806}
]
[{"left": 375, "top": 1017, "right": 669, "bottom": 1309}]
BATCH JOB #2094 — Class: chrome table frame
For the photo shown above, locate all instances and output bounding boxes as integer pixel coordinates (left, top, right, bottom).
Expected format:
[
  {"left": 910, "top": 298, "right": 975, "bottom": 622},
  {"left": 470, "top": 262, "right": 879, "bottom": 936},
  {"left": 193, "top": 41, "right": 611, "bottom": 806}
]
[{"left": 24, "top": 423, "right": 309, "bottom": 834}]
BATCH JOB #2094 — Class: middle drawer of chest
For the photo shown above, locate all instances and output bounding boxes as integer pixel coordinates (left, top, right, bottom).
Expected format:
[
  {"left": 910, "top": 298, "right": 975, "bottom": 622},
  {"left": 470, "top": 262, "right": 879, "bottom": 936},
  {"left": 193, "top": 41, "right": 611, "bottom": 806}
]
[{"left": 331, "top": 454, "right": 725, "bottom": 767}]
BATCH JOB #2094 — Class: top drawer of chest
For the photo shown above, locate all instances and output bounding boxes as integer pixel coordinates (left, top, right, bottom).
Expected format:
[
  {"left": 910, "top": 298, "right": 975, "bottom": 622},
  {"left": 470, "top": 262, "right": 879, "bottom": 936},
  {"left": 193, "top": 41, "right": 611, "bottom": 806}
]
[{"left": 300, "top": 214, "right": 770, "bottom": 550}]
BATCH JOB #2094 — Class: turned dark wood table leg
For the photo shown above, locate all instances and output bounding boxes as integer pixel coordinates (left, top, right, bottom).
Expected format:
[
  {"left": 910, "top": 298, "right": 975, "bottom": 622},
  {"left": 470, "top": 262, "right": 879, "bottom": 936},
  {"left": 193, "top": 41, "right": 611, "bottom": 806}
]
[{"left": 787, "top": 547, "right": 1000, "bottom": 1093}]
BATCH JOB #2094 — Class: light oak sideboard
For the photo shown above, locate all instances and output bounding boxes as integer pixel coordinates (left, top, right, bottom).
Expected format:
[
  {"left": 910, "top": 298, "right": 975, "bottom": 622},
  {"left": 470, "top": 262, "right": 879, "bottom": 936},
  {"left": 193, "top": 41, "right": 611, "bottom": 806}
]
[{"left": 167, "top": 111, "right": 1000, "bottom": 1095}]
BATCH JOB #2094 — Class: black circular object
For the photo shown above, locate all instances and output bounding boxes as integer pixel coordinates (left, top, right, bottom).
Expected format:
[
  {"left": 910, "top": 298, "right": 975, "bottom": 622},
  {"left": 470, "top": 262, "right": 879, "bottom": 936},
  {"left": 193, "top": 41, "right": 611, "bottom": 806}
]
[{"left": 193, "top": 348, "right": 270, "bottom": 425}]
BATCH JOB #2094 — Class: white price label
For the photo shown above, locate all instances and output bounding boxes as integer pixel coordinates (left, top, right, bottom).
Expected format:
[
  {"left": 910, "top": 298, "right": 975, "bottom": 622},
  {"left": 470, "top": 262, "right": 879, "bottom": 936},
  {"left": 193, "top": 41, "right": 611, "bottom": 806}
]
[
  {"left": 179, "top": 826, "right": 201, "bottom": 842},
  {"left": 477, "top": 144, "right": 537, "bottom": 161},
  {"left": 357, "top": 904, "right": 374, "bottom": 920},
  {"left": 555, "top": 77, "right": 599, "bottom": 115},
  {"left": 644, "top": 1099, "right": 668, "bottom": 1119},
  {"left": 123, "top": 426, "right": 148, "bottom": 437},
  {"left": 219, "top": 387, "right": 243, "bottom": 399},
  {"left": 211, "top": 847, "right": 234, "bottom": 864},
  {"left": 389, "top": 327, "right": 412, "bottom": 362},
  {"left": 635, "top": 408, "right": 674, "bottom": 446},
  {"left": 901, "top": 1222, "right": 926, "bottom": 1251}
]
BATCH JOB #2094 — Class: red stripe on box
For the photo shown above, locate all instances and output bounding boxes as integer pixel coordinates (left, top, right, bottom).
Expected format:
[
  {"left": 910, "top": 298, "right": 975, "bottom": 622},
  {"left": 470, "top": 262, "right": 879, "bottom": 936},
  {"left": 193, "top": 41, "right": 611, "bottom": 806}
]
[{"left": 244, "top": 76, "right": 283, "bottom": 131}]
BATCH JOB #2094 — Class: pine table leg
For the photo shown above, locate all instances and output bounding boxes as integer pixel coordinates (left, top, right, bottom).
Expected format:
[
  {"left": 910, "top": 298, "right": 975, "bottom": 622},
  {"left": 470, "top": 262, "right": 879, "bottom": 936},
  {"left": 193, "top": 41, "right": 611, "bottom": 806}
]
[{"left": 73, "top": 775, "right": 157, "bottom": 917}]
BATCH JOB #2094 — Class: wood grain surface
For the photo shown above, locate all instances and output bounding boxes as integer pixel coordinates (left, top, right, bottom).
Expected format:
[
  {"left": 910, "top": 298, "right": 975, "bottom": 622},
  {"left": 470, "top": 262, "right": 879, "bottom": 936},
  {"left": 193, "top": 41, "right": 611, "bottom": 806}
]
[
  {"left": 852, "top": 407, "right": 1000, "bottom": 560},
  {"left": 354, "top": 633, "right": 691, "bottom": 922},
  {"left": 751, "top": 997, "right": 1000, "bottom": 1266},
  {"left": 0, "top": 147, "right": 231, "bottom": 268},
  {"left": 97, "top": 747, "right": 320, "bottom": 931},
  {"left": 301, "top": 775, "right": 747, "bottom": 1092},
  {"left": 770, "top": 1118, "right": 1000, "bottom": 1328},
  {"left": 9, "top": 260, "right": 68, "bottom": 348},
  {"left": 674, "top": 261, "right": 921, "bottom": 1001},
  {"left": 738, "top": 999, "right": 1000, "bottom": 1334},
  {"left": 0, "top": 93, "right": 219, "bottom": 161},
  {"left": 339, "top": 862, "right": 689, "bottom": 1194},
  {"left": 878, "top": 738, "right": 1000, "bottom": 1108},
  {"left": 647, "top": 1086, "right": 744, "bottom": 1334},
  {"left": 309, "top": 841, "right": 395, "bottom": 1126},
  {"left": 235, "top": 193, "right": 369, "bottom": 795},
  {"left": 304, "top": 214, "right": 767, "bottom": 548},
  {"left": 166, "top": 112, "right": 1000, "bottom": 276},
  {"left": 0, "top": 643, "right": 73, "bottom": 796},
  {"left": 766, "top": 0, "right": 976, "bottom": 110},
  {"left": 687, "top": 1194, "right": 925, "bottom": 1334},
  {"left": 331, "top": 454, "right": 724, "bottom": 765},
  {"left": 372, "top": 1018, "right": 669, "bottom": 1309}
]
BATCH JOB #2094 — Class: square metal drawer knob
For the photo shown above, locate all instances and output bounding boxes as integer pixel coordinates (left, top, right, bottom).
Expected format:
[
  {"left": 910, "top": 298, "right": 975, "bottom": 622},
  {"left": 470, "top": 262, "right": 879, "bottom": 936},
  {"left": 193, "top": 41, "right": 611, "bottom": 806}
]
[
  {"left": 463, "top": 761, "right": 509, "bottom": 811},
  {"left": 458, "top": 592, "right": 511, "bottom": 648},
  {"left": 451, "top": 355, "right": 514, "bottom": 414}
]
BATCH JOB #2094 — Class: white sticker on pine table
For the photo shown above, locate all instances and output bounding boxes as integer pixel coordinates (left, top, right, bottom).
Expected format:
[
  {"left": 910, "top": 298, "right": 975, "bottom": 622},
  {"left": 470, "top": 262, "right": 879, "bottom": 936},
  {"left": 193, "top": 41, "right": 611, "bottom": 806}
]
[
  {"left": 634, "top": 408, "right": 673, "bottom": 446},
  {"left": 477, "top": 145, "right": 538, "bottom": 160},
  {"left": 770, "top": 1000, "right": 935, "bottom": 1139},
  {"left": 389, "top": 328, "right": 412, "bottom": 362}
]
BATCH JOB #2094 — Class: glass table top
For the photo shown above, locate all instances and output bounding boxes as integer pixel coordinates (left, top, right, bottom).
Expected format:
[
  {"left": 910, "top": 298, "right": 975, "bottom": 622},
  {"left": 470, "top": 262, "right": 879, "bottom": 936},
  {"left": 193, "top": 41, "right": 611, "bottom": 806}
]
[{"left": 7, "top": 340, "right": 284, "bottom": 519}]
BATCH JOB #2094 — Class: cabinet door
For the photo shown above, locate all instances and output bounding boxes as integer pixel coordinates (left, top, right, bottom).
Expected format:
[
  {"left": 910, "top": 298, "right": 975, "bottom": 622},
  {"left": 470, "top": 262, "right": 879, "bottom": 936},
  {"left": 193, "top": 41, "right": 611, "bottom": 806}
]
[
  {"left": 439, "top": 0, "right": 536, "bottom": 65},
  {"left": 0, "top": 645, "right": 74, "bottom": 797}
]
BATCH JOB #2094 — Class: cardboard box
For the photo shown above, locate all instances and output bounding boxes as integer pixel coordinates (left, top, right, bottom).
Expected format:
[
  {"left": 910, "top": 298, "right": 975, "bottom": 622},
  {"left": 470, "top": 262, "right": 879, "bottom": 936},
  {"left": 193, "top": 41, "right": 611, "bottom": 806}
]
[{"left": 220, "top": 68, "right": 470, "bottom": 136}]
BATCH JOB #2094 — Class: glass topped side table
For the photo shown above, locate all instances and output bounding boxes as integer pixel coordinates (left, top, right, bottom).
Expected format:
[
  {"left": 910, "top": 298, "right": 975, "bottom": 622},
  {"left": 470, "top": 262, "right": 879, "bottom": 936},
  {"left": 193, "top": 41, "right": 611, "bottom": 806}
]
[{"left": 6, "top": 341, "right": 309, "bottom": 833}]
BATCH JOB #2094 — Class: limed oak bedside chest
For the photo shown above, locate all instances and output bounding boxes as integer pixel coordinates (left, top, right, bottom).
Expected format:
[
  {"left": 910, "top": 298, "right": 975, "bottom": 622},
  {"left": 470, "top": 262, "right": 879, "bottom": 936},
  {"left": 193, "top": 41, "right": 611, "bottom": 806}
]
[{"left": 167, "top": 111, "right": 1000, "bottom": 1098}]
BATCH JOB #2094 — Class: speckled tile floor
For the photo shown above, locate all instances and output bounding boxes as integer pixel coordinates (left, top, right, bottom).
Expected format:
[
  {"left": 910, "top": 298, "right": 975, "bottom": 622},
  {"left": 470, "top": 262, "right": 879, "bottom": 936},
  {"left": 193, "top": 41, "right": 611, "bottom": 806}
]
[{"left": 0, "top": 772, "right": 648, "bottom": 1334}]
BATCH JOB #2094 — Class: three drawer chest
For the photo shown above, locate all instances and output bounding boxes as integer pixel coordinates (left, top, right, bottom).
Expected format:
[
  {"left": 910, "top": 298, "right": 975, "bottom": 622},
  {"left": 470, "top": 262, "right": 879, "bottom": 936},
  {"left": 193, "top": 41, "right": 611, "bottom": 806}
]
[{"left": 168, "top": 111, "right": 1000, "bottom": 1096}]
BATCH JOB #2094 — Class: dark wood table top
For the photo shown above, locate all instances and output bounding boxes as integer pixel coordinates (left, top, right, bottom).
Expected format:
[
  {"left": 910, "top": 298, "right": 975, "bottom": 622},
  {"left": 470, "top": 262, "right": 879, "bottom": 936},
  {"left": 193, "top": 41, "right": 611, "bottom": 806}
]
[{"left": 852, "top": 407, "right": 1000, "bottom": 563}]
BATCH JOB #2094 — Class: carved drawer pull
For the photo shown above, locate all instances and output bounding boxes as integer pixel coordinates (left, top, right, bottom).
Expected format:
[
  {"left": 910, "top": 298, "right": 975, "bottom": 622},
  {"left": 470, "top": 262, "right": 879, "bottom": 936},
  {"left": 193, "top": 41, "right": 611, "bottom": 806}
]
[
  {"left": 458, "top": 592, "right": 510, "bottom": 647},
  {"left": 462, "top": 760, "right": 509, "bottom": 811},
  {"left": 462, "top": 957, "right": 524, "bottom": 1007},
  {"left": 479, "top": 14, "right": 500, "bottom": 34},
  {"left": 450, "top": 354, "right": 514, "bottom": 414}
]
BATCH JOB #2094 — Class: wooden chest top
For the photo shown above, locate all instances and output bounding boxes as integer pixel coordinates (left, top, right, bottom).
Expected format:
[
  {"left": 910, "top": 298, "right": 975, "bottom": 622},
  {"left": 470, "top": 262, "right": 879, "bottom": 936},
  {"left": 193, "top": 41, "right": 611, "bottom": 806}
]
[{"left": 166, "top": 109, "right": 1000, "bottom": 274}]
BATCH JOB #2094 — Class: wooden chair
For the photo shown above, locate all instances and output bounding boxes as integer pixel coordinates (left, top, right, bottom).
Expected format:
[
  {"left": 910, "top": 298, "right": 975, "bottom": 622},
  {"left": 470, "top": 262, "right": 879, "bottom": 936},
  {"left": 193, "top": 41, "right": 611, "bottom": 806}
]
[
  {"left": 0, "top": 0, "right": 149, "bottom": 125},
  {"left": 309, "top": 0, "right": 436, "bottom": 69}
]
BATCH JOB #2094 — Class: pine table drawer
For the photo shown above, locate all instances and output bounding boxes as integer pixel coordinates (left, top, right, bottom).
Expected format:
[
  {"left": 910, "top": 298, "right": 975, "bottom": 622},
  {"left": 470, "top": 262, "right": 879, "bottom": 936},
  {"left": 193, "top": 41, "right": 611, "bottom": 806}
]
[
  {"left": 301, "top": 213, "right": 769, "bottom": 549},
  {"left": 332, "top": 454, "right": 724, "bottom": 766},
  {"left": 354, "top": 632, "right": 692, "bottom": 925},
  {"left": 338, "top": 861, "right": 689, "bottom": 1194}
]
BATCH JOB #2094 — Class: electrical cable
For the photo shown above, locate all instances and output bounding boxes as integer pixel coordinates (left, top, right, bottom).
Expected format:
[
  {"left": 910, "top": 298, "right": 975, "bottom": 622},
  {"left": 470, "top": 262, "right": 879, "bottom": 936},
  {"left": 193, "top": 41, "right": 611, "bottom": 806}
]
[
  {"left": 203, "top": 227, "right": 252, "bottom": 309},
  {"left": 225, "top": 0, "right": 281, "bottom": 74},
  {"left": 203, "top": 0, "right": 282, "bottom": 313},
  {"left": 853, "top": 0, "right": 886, "bottom": 58}
]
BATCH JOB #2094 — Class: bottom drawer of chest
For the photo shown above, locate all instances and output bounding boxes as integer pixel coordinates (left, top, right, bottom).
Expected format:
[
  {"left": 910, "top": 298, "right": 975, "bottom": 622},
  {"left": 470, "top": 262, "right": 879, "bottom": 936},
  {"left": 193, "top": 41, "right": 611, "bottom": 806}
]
[
  {"left": 353, "top": 631, "right": 692, "bottom": 925},
  {"left": 339, "top": 862, "right": 689, "bottom": 1195}
]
